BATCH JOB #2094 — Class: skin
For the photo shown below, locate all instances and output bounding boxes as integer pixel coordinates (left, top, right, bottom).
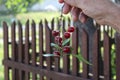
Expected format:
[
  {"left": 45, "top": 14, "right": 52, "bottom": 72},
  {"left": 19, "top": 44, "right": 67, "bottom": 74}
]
[{"left": 58, "top": 0, "right": 120, "bottom": 32}]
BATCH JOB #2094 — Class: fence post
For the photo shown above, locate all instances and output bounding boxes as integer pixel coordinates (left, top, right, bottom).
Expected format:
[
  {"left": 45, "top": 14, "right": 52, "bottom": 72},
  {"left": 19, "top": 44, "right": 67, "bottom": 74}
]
[{"left": 115, "top": 32, "right": 120, "bottom": 80}]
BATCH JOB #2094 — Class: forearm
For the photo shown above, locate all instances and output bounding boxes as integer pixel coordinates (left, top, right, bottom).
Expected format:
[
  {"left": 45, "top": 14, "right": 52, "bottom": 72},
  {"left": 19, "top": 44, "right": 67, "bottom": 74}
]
[{"left": 104, "top": 3, "right": 120, "bottom": 32}]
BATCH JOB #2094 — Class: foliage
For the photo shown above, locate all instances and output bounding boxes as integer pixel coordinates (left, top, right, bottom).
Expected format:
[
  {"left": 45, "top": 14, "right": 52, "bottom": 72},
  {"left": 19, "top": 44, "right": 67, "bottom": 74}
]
[{"left": 2, "top": 0, "right": 43, "bottom": 15}]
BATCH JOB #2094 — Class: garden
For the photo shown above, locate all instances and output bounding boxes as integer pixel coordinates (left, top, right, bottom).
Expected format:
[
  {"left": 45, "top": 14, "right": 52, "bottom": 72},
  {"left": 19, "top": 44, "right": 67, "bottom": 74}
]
[{"left": 1, "top": 0, "right": 120, "bottom": 80}]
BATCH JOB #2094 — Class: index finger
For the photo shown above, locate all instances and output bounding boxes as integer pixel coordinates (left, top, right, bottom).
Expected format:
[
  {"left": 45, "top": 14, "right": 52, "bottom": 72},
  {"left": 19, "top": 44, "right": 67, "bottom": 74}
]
[{"left": 58, "top": 0, "right": 64, "bottom": 3}]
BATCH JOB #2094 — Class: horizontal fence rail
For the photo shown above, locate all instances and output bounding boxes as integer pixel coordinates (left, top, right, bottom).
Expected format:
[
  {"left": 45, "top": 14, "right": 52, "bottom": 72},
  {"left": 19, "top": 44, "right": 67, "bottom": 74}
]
[{"left": 3, "top": 18, "right": 120, "bottom": 80}]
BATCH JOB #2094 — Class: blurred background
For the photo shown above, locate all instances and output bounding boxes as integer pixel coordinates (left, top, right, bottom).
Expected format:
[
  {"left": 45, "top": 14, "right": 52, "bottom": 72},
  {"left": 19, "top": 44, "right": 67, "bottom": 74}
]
[{"left": 0, "top": 0, "right": 70, "bottom": 80}]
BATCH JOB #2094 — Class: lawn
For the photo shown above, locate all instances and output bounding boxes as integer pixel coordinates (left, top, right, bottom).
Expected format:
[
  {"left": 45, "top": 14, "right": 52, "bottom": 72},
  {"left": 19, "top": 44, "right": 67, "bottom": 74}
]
[
  {"left": 0, "top": 11, "right": 70, "bottom": 27},
  {"left": 0, "top": 42, "right": 4, "bottom": 80}
]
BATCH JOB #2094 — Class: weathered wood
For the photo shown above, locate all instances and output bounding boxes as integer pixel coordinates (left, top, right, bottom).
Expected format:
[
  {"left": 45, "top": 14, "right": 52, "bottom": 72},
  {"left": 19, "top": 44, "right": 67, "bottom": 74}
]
[
  {"left": 63, "top": 19, "right": 70, "bottom": 74},
  {"left": 51, "top": 18, "right": 54, "bottom": 30},
  {"left": 45, "top": 20, "right": 52, "bottom": 80},
  {"left": 92, "top": 30, "right": 99, "bottom": 80},
  {"left": 18, "top": 21, "right": 23, "bottom": 80},
  {"left": 39, "top": 21, "right": 44, "bottom": 68},
  {"left": 31, "top": 20, "right": 37, "bottom": 80},
  {"left": 3, "top": 22, "right": 9, "bottom": 80},
  {"left": 72, "top": 27, "right": 79, "bottom": 76},
  {"left": 81, "top": 29, "right": 89, "bottom": 78},
  {"left": 24, "top": 20, "right": 30, "bottom": 80},
  {"left": 115, "top": 32, "right": 120, "bottom": 80},
  {"left": 103, "top": 32, "right": 111, "bottom": 80},
  {"left": 3, "top": 60, "right": 90, "bottom": 80},
  {"left": 53, "top": 19, "right": 60, "bottom": 72},
  {"left": 11, "top": 21, "right": 17, "bottom": 80},
  {"left": 45, "top": 19, "right": 52, "bottom": 70}
]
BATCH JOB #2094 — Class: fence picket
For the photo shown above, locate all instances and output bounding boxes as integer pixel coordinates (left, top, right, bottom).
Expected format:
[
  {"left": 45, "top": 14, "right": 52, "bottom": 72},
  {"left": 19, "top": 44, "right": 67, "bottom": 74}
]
[
  {"left": 92, "top": 30, "right": 99, "bottom": 80},
  {"left": 81, "top": 28, "right": 89, "bottom": 78},
  {"left": 11, "top": 21, "right": 17, "bottom": 80},
  {"left": 63, "top": 19, "right": 70, "bottom": 74},
  {"left": 18, "top": 21, "right": 24, "bottom": 80},
  {"left": 25, "top": 20, "right": 30, "bottom": 80},
  {"left": 31, "top": 20, "right": 37, "bottom": 80},
  {"left": 39, "top": 21, "right": 44, "bottom": 67},
  {"left": 115, "top": 33, "right": 120, "bottom": 80},
  {"left": 39, "top": 20, "right": 44, "bottom": 80},
  {"left": 72, "top": 27, "right": 79, "bottom": 76},
  {"left": 103, "top": 32, "right": 111, "bottom": 80},
  {"left": 51, "top": 18, "right": 54, "bottom": 30},
  {"left": 45, "top": 20, "right": 52, "bottom": 80},
  {"left": 3, "top": 22, "right": 9, "bottom": 80},
  {"left": 52, "top": 19, "right": 60, "bottom": 72}
]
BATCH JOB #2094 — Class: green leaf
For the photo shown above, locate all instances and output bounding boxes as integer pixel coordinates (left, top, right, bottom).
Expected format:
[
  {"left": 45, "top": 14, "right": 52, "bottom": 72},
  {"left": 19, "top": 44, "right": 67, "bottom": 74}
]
[
  {"left": 75, "top": 53, "right": 92, "bottom": 65},
  {"left": 62, "top": 39, "right": 70, "bottom": 46},
  {"left": 51, "top": 43, "right": 59, "bottom": 48},
  {"left": 43, "top": 54, "right": 55, "bottom": 57}
]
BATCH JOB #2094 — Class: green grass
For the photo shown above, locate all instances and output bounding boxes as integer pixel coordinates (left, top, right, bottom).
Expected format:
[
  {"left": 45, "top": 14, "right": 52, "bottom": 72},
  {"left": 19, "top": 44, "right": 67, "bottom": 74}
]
[
  {"left": 0, "top": 11, "right": 70, "bottom": 27},
  {"left": 0, "top": 41, "right": 4, "bottom": 80},
  {"left": 16, "top": 11, "right": 70, "bottom": 23}
]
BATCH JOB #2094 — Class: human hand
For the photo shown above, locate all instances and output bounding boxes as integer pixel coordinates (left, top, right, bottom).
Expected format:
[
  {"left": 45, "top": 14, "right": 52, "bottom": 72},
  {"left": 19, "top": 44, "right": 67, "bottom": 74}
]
[{"left": 58, "top": 0, "right": 115, "bottom": 24}]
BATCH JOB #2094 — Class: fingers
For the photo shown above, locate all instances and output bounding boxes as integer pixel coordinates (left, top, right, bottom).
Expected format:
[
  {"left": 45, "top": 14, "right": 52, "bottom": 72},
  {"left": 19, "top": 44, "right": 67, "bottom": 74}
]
[
  {"left": 62, "top": 3, "right": 72, "bottom": 14},
  {"left": 58, "top": 0, "right": 64, "bottom": 3},
  {"left": 58, "top": 0, "right": 88, "bottom": 23},
  {"left": 71, "top": 7, "right": 82, "bottom": 21},
  {"left": 79, "top": 12, "right": 88, "bottom": 23},
  {"left": 71, "top": 7, "right": 88, "bottom": 23}
]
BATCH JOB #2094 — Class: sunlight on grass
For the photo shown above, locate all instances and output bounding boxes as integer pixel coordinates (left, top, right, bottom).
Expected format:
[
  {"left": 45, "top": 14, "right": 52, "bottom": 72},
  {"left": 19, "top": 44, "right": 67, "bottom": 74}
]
[
  {"left": 16, "top": 11, "right": 70, "bottom": 24},
  {"left": 0, "top": 41, "right": 4, "bottom": 80}
]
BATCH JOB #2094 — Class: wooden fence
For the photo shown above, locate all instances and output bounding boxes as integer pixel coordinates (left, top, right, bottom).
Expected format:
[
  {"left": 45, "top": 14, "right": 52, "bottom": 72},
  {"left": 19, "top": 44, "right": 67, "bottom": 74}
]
[{"left": 3, "top": 18, "right": 120, "bottom": 80}]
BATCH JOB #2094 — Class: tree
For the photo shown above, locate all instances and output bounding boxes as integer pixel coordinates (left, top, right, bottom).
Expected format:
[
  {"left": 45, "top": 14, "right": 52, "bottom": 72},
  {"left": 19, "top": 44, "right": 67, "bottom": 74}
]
[{"left": 4, "top": 0, "right": 43, "bottom": 15}]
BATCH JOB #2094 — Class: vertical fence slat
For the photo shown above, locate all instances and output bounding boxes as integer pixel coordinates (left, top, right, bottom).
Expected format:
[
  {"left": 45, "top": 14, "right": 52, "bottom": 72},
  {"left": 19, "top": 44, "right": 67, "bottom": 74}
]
[
  {"left": 45, "top": 20, "right": 52, "bottom": 80},
  {"left": 104, "top": 32, "right": 111, "bottom": 80},
  {"left": 115, "top": 32, "right": 120, "bottom": 80},
  {"left": 92, "top": 30, "right": 99, "bottom": 80},
  {"left": 63, "top": 20, "right": 70, "bottom": 74},
  {"left": 18, "top": 21, "right": 23, "bottom": 80},
  {"left": 3, "top": 22, "right": 9, "bottom": 80},
  {"left": 72, "top": 27, "right": 79, "bottom": 76},
  {"left": 81, "top": 29, "right": 88, "bottom": 78},
  {"left": 31, "top": 20, "right": 37, "bottom": 80},
  {"left": 51, "top": 18, "right": 54, "bottom": 30},
  {"left": 53, "top": 19, "right": 60, "bottom": 72},
  {"left": 39, "top": 21, "right": 44, "bottom": 68},
  {"left": 11, "top": 21, "right": 17, "bottom": 80},
  {"left": 25, "top": 20, "right": 30, "bottom": 80},
  {"left": 11, "top": 21, "right": 16, "bottom": 61},
  {"left": 39, "top": 21, "right": 44, "bottom": 80},
  {"left": 45, "top": 20, "right": 52, "bottom": 70}
]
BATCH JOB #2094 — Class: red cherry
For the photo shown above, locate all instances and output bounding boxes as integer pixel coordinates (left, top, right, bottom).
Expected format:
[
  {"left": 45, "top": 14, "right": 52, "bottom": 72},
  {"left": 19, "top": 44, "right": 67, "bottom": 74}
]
[
  {"left": 55, "top": 36, "right": 62, "bottom": 43},
  {"left": 63, "top": 46, "right": 71, "bottom": 53},
  {"left": 52, "top": 30, "right": 59, "bottom": 36},
  {"left": 64, "top": 32, "right": 70, "bottom": 39},
  {"left": 68, "top": 27, "right": 75, "bottom": 32},
  {"left": 53, "top": 51, "right": 60, "bottom": 56}
]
